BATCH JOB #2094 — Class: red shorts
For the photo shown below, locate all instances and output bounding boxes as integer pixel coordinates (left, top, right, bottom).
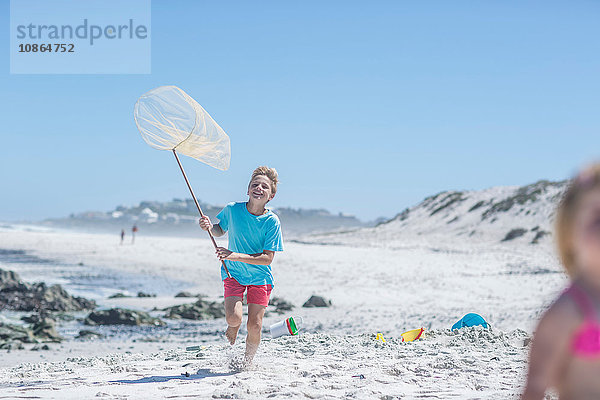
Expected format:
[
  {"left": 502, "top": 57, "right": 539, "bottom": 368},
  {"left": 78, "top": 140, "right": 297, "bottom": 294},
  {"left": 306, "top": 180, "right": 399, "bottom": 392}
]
[{"left": 223, "top": 277, "right": 272, "bottom": 307}]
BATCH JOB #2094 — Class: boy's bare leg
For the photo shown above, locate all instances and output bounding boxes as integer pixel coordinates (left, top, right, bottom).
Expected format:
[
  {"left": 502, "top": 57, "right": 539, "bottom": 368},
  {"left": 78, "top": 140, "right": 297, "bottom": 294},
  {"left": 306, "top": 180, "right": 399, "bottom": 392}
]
[
  {"left": 245, "top": 303, "right": 266, "bottom": 363},
  {"left": 224, "top": 296, "right": 243, "bottom": 345}
]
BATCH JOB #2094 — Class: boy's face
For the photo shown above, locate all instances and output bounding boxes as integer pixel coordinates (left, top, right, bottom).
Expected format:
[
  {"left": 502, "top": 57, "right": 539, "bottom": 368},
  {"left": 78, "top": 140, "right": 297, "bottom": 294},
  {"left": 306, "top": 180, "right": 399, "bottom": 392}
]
[{"left": 247, "top": 175, "right": 275, "bottom": 205}]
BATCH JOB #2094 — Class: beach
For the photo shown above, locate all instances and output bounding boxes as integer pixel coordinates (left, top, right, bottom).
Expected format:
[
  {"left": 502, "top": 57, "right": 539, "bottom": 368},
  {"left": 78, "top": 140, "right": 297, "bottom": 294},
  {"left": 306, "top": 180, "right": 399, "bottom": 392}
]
[
  {"left": 2, "top": 0, "right": 595, "bottom": 397},
  {"left": 0, "top": 224, "right": 565, "bottom": 399}
]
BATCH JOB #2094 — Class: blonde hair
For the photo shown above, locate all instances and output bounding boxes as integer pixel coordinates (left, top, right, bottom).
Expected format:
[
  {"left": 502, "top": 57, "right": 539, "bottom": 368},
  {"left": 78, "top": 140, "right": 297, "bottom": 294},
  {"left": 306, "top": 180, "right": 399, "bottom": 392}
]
[
  {"left": 249, "top": 166, "right": 279, "bottom": 194},
  {"left": 556, "top": 163, "right": 600, "bottom": 278}
]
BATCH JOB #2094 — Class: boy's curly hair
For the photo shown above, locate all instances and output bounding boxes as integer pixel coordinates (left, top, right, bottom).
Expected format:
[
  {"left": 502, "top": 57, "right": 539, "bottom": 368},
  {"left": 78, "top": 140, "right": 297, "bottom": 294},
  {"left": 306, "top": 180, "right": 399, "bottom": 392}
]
[
  {"left": 556, "top": 163, "right": 600, "bottom": 277},
  {"left": 249, "top": 166, "right": 279, "bottom": 194}
]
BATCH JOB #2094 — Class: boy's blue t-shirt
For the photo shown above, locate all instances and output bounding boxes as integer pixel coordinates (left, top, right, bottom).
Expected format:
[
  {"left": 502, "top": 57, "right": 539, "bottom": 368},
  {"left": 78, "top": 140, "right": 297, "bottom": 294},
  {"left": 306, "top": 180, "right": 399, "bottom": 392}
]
[{"left": 216, "top": 201, "right": 284, "bottom": 286}]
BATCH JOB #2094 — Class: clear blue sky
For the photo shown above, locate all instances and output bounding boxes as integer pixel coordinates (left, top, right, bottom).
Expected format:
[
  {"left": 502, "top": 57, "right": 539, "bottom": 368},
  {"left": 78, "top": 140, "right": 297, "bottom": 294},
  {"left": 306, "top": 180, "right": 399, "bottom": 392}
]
[{"left": 1, "top": 1, "right": 599, "bottom": 222}]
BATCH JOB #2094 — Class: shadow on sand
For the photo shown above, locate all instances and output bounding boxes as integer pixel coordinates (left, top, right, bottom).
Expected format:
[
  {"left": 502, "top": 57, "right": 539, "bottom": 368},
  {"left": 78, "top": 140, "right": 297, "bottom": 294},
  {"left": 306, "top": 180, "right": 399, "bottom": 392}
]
[{"left": 110, "top": 368, "right": 237, "bottom": 384}]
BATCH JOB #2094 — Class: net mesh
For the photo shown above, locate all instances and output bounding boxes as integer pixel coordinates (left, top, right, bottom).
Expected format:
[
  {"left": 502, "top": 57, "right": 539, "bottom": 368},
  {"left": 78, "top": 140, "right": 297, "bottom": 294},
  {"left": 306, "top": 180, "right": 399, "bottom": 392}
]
[{"left": 134, "top": 86, "right": 231, "bottom": 170}]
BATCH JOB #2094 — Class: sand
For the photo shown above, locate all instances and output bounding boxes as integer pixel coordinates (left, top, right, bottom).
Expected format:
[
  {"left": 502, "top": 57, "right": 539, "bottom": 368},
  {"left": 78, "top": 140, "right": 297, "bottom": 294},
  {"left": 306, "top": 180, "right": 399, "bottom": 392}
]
[{"left": 0, "top": 225, "right": 565, "bottom": 399}]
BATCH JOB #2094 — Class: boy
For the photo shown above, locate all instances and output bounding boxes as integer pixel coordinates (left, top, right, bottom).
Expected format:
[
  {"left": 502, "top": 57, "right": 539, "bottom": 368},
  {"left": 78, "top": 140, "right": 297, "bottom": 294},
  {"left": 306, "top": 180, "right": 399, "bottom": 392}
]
[{"left": 199, "top": 166, "right": 283, "bottom": 363}]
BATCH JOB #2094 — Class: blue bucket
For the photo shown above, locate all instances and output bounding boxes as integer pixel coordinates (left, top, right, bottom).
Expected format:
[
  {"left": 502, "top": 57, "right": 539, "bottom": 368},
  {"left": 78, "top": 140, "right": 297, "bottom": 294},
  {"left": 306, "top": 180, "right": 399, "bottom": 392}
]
[{"left": 452, "top": 313, "right": 488, "bottom": 330}]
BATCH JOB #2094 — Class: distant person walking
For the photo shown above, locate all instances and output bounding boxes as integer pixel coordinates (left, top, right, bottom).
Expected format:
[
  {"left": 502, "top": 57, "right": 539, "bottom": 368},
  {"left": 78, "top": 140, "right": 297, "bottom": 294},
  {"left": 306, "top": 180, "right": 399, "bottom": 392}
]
[
  {"left": 131, "top": 225, "right": 138, "bottom": 244},
  {"left": 120, "top": 229, "right": 125, "bottom": 245}
]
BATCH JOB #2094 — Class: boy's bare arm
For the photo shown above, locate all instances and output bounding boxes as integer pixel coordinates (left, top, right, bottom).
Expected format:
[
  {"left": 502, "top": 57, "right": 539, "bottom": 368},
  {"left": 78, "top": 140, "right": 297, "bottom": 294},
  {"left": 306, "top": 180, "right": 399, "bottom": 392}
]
[
  {"left": 216, "top": 248, "right": 275, "bottom": 265},
  {"left": 211, "top": 223, "right": 225, "bottom": 237},
  {"left": 199, "top": 216, "right": 225, "bottom": 237}
]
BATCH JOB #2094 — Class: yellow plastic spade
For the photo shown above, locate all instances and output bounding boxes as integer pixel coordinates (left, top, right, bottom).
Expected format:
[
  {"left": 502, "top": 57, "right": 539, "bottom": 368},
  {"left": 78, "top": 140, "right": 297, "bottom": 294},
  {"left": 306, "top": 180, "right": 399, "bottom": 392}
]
[
  {"left": 375, "top": 333, "right": 386, "bottom": 343},
  {"left": 401, "top": 328, "right": 424, "bottom": 342}
]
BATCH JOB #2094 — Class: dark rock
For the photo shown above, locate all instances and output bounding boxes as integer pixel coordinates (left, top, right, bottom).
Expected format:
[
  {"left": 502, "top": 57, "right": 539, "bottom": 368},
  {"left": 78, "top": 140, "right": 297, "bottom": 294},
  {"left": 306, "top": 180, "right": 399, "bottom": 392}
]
[
  {"left": 0, "top": 269, "right": 26, "bottom": 292},
  {"left": 108, "top": 293, "right": 130, "bottom": 299},
  {"left": 502, "top": 228, "right": 527, "bottom": 242},
  {"left": 20, "top": 313, "right": 62, "bottom": 342},
  {"left": 269, "top": 297, "right": 294, "bottom": 314},
  {"left": 429, "top": 192, "right": 466, "bottom": 216},
  {"left": 0, "top": 268, "right": 96, "bottom": 312},
  {"left": 468, "top": 201, "right": 485, "bottom": 212},
  {"left": 54, "top": 312, "right": 75, "bottom": 322},
  {"left": 531, "top": 230, "right": 550, "bottom": 244},
  {"left": 84, "top": 308, "right": 165, "bottom": 326},
  {"left": 163, "top": 299, "right": 224, "bottom": 320},
  {"left": 302, "top": 295, "right": 331, "bottom": 308},
  {"left": 31, "top": 316, "right": 63, "bottom": 342},
  {"left": 137, "top": 292, "right": 156, "bottom": 298},
  {"left": 23, "top": 312, "right": 73, "bottom": 322},
  {"left": 76, "top": 329, "right": 104, "bottom": 339},
  {"left": 175, "top": 291, "right": 202, "bottom": 298},
  {"left": 30, "top": 344, "right": 50, "bottom": 351},
  {"left": 21, "top": 311, "right": 54, "bottom": 323},
  {"left": 1, "top": 313, "right": 64, "bottom": 345},
  {"left": 0, "top": 322, "right": 35, "bottom": 343},
  {"left": 41, "top": 284, "right": 96, "bottom": 311},
  {"left": 0, "top": 341, "right": 24, "bottom": 350}
]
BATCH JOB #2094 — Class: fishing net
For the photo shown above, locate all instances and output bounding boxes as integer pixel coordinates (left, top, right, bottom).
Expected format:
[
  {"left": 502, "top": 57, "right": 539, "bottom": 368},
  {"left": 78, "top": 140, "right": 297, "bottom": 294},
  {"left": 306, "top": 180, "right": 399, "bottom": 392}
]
[
  {"left": 134, "top": 85, "right": 233, "bottom": 277},
  {"left": 134, "top": 85, "right": 231, "bottom": 170}
]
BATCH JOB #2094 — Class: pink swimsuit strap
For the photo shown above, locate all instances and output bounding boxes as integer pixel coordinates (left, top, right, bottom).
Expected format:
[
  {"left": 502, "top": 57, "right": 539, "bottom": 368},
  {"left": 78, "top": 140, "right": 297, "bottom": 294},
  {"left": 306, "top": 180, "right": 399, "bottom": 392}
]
[{"left": 565, "top": 283, "right": 600, "bottom": 358}]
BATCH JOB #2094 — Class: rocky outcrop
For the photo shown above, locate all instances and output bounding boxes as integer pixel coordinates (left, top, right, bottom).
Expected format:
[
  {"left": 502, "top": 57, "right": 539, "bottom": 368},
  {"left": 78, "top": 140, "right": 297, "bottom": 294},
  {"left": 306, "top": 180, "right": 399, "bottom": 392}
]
[
  {"left": 163, "top": 298, "right": 224, "bottom": 320},
  {"left": 84, "top": 308, "right": 165, "bottom": 326},
  {"left": 502, "top": 228, "right": 527, "bottom": 242},
  {"left": 0, "top": 341, "right": 24, "bottom": 350},
  {"left": 108, "top": 293, "right": 130, "bottom": 299},
  {"left": 175, "top": 291, "right": 202, "bottom": 298},
  {"left": 76, "top": 330, "right": 104, "bottom": 339},
  {"left": 22, "top": 313, "right": 63, "bottom": 342},
  {"left": 0, "top": 315, "right": 62, "bottom": 348},
  {"left": 0, "top": 322, "right": 35, "bottom": 343},
  {"left": 0, "top": 268, "right": 96, "bottom": 312},
  {"left": 302, "top": 295, "right": 332, "bottom": 308},
  {"left": 269, "top": 297, "right": 294, "bottom": 314}
]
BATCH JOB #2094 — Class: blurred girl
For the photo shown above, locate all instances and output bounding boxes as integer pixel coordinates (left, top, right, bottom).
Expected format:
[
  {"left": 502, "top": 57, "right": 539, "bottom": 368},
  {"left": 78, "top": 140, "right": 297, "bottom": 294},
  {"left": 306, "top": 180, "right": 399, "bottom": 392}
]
[{"left": 523, "top": 163, "right": 600, "bottom": 399}]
